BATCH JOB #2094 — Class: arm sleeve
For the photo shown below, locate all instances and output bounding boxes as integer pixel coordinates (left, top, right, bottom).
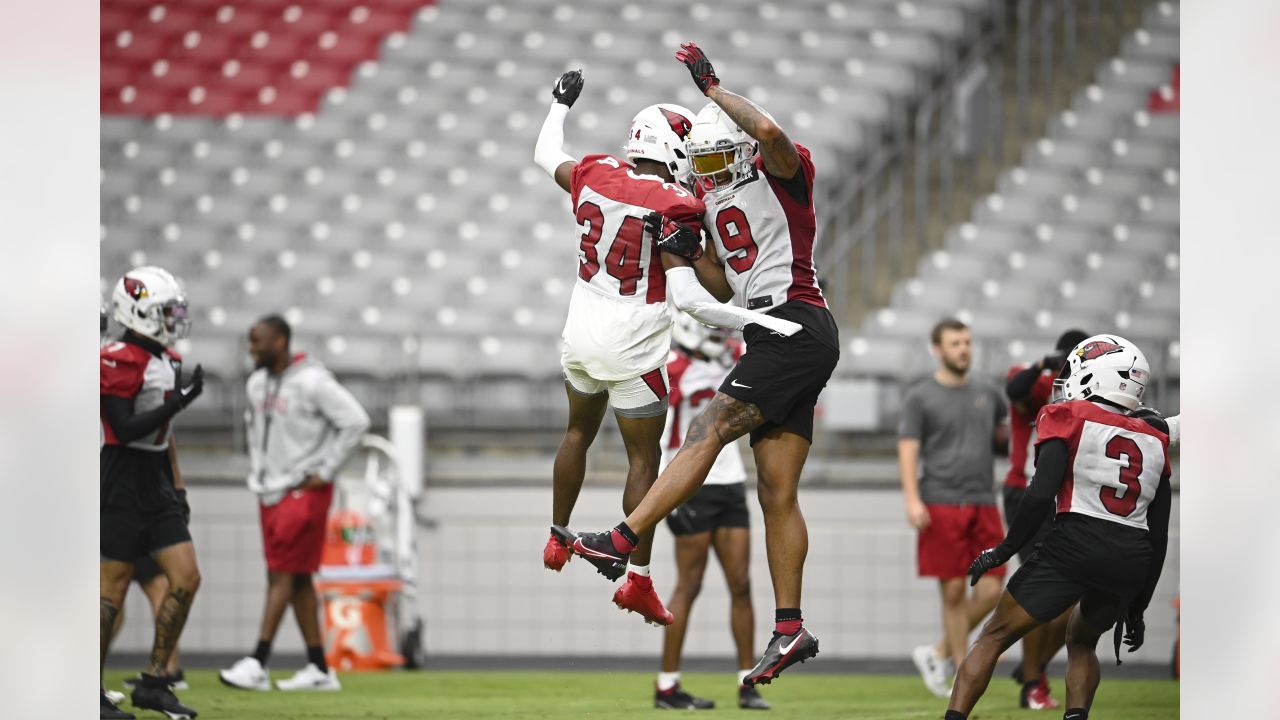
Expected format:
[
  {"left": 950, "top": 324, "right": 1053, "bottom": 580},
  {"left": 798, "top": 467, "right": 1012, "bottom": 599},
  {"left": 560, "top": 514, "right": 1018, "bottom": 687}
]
[
  {"left": 1134, "top": 474, "right": 1172, "bottom": 613},
  {"left": 665, "top": 266, "right": 802, "bottom": 336},
  {"left": 309, "top": 374, "right": 372, "bottom": 480},
  {"left": 996, "top": 438, "right": 1069, "bottom": 556},
  {"left": 1165, "top": 414, "right": 1180, "bottom": 447},
  {"left": 101, "top": 394, "right": 182, "bottom": 445},
  {"left": 533, "top": 102, "right": 575, "bottom": 178},
  {"left": 1006, "top": 365, "right": 1042, "bottom": 402}
]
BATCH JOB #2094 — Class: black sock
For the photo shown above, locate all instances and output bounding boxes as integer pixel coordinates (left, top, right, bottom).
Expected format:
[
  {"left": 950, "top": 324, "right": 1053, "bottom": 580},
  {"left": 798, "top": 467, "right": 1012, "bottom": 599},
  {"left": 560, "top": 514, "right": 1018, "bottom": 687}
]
[
  {"left": 1023, "top": 679, "right": 1041, "bottom": 695},
  {"left": 252, "top": 640, "right": 272, "bottom": 666},
  {"left": 306, "top": 645, "right": 328, "bottom": 673},
  {"left": 944, "top": 711, "right": 967, "bottom": 720},
  {"left": 615, "top": 522, "right": 640, "bottom": 547},
  {"left": 1063, "top": 709, "right": 1088, "bottom": 720},
  {"left": 774, "top": 608, "right": 803, "bottom": 623}
]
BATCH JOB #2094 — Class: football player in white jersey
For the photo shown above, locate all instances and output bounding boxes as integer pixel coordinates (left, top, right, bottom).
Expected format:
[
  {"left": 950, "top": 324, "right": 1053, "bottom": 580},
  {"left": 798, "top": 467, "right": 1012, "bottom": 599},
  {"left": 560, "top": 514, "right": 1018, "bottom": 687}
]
[
  {"left": 949, "top": 336, "right": 1174, "bottom": 720},
  {"left": 533, "top": 69, "right": 801, "bottom": 627},
  {"left": 562, "top": 44, "right": 840, "bottom": 686},
  {"left": 653, "top": 314, "right": 769, "bottom": 711}
]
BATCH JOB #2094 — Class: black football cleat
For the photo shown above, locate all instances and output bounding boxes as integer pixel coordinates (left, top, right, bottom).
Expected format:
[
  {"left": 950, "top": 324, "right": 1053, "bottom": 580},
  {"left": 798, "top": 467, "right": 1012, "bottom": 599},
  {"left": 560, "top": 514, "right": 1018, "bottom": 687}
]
[
  {"left": 101, "top": 690, "right": 136, "bottom": 719},
  {"left": 130, "top": 674, "right": 198, "bottom": 720},
  {"left": 743, "top": 627, "right": 819, "bottom": 687},
  {"left": 738, "top": 683, "right": 771, "bottom": 709},
  {"left": 552, "top": 525, "right": 627, "bottom": 581},
  {"left": 124, "top": 668, "right": 188, "bottom": 690},
  {"left": 654, "top": 683, "right": 715, "bottom": 709}
]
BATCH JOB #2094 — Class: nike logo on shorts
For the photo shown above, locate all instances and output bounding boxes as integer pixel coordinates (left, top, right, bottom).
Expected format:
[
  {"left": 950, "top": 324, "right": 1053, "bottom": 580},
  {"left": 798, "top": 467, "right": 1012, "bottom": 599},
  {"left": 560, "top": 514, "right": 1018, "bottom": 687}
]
[{"left": 730, "top": 379, "right": 752, "bottom": 389}]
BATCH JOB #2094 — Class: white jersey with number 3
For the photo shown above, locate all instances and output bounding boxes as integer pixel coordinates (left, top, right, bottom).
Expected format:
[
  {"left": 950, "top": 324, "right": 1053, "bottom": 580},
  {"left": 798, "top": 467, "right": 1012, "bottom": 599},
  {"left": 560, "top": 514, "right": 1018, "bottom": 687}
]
[
  {"left": 700, "top": 143, "right": 827, "bottom": 313},
  {"left": 1035, "top": 400, "right": 1171, "bottom": 530}
]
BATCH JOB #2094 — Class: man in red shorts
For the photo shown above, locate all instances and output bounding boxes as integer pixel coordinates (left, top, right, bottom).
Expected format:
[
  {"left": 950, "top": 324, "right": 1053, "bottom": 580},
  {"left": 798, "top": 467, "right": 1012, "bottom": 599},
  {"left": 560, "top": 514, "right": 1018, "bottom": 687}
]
[
  {"left": 898, "top": 318, "right": 1009, "bottom": 697},
  {"left": 219, "top": 315, "right": 370, "bottom": 692}
]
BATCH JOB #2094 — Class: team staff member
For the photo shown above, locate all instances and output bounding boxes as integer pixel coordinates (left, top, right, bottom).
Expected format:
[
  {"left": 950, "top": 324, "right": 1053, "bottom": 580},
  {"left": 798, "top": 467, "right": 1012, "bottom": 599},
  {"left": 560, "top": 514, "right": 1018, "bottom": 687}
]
[
  {"left": 100, "top": 266, "right": 203, "bottom": 720},
  {"left": 899, "top": 319, "right": 1008, "bottom": 698},
  {"left": 219, "top": 316, "right": 370, "bottom": 692},
  {"left": 1001, "top": 329, "right": 1088, "bottom": 709}
]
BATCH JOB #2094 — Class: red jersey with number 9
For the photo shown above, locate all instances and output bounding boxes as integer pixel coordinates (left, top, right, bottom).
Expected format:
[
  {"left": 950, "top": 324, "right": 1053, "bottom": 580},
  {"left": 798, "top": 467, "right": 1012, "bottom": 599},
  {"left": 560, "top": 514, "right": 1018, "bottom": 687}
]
[
  {"left": 701, "top": 143, "right": 826, "bottom": 312},
  {"left": 1034, "top": 400, "right": 1171, "bottom": 530},
  {"left": 569, "top": 154, "right": 705, "bottom": 304}
]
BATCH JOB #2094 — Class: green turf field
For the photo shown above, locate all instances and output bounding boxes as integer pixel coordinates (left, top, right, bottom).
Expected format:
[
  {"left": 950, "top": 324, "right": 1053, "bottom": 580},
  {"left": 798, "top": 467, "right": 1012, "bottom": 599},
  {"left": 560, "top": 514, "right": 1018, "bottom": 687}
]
[{"left": 105, "top": 669, "right": 1178, "bottom": 719}]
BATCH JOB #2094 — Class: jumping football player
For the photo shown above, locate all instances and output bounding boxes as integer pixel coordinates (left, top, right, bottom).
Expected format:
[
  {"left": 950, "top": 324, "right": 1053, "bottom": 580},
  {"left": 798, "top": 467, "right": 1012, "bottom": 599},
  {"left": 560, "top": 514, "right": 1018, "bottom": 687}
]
[
  {"left": 653, "top": 314, "right": 769, "bottom": 711},
  {"left": 948, "top": 335, "right": 1174, "bottom": 720},
  {"left": 100, "top": 266, "right": 203, "bottom": 720},
  {"left": 534, "top": 69, "right": 800, "bottom": 627},
  {"left": 562, "top": 44, "right": 840, "bottom": 686}
]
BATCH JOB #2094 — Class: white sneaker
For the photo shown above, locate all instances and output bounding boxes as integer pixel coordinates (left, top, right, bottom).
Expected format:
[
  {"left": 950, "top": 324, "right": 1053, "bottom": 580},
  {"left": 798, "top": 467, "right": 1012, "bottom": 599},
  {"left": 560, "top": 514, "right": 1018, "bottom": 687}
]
[
  {"left": 219, "top": 656, "right": 271, "bottom": 691},
  {"left": 911, "top": 645, "right": 953, "bottom": 698},
  {"left": 104, "top": 689, "right": 126, "bottom": 706},
  {"left": 275, "top": 663, "right": 341, "bottom": 692}
]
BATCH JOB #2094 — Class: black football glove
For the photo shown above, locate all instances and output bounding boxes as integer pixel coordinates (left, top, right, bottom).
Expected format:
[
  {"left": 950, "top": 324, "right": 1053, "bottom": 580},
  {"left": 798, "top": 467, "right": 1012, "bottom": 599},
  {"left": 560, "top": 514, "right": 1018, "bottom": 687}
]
[
  {"left": 174, "top": 364, "right": 204, "bottom": 409},
  {"left": 552, "top": 69, "right": 584, "bottom": 108},
  {"left": 968, "top": 545, "right": 1012, "bottom": 587},
  {"left": 675, "top": 42, "right": 720, "bottom": 94},
  {"left": 1112, "top": 606, "right": 1146, "bottom": 665},
  {"left": 1130, "top": 406, "right": 1165, "bottom": 421},
  {"left": 645, "top": 212, "right": 703, "bottom": 260},
  {"left": 176, "top": 488, "right": 190, "bottom": 525},
  {"left": 666, "top": 504, "right": 699, "bottom": 535}
]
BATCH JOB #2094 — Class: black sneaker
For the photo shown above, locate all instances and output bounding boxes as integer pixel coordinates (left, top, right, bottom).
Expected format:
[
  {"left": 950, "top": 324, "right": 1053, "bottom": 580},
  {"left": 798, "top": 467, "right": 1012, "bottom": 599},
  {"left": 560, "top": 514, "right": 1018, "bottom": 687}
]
[
  {"left": 552, "top": 525, "right": 627, "bottom": 581},
  {"left": 738, "top": 684, "right": 771, "bottom": 709},
  {"left": 130, "top": 674, "right": 198, "bottom": 720},
  {"left": 654, "top": 683, "right": 714, "bottom": 709},
  {"left": 744, "top": 627, "right": 819, "bottom": 687},
  {"left": 124, "top": 668, "right": 188, "bottom": 690},
  {"left": 101, "top": 690, "right": 136, "bottom": 719}
]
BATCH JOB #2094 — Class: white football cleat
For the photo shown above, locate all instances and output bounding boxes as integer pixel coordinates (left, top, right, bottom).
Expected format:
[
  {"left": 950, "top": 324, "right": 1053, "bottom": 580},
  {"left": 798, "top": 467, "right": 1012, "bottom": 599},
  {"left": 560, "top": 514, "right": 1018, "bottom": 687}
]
[
  {"left": 104, "top": 689, "right": 126, "bottom": 706},
  {"left": 275, "top": 663, "right": 341, "bottom": 692},
  {"left": 911, "top": 644, "right": 953, "bottom": 698},
  {"left": 218, "top": 656, "right": 271, "bottom": 691}
]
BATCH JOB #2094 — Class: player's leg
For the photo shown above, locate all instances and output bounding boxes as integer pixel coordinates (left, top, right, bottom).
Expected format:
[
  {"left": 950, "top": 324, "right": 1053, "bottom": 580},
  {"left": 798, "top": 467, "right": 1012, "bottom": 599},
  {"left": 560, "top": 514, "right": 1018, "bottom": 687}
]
[
  {"left": 655, "top": 529, "right": 714, "bottom": 709},
  {"left": 553, "top": 381, "right": 609, "bottom": 527},
  {"left": 146, "top": 540, "right": 200, "bottom": 677},
  {"left": 614, "top": 410, "right": 666, "bottom": 567},
  {"left": 101, "top": 560, "right": 135, "bottom": 673},
  {"left": 947, "top": 590, "right": 1041, "bottom": 715},
  {"left": 139, "top": 573, "right": 182, "bottom": 677},
  {"left": 1061, "top": 592, "right": 1122, "bottom": 714},
  {"left": 710, "top": 521, "right": 770, "bottom": 708},
  {"left": 268, "top": 484, "right": 339, "bottom": 691},
  {"left": 939, "top": 577, "right": 971, "bottom": 669}
]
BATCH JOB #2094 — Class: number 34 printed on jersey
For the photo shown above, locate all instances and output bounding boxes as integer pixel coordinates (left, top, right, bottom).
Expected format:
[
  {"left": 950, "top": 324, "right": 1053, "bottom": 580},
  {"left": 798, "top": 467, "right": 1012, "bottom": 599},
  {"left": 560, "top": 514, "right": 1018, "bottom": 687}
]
[{"left": 576, "top": 201, "right": 646, "bottom": 295}]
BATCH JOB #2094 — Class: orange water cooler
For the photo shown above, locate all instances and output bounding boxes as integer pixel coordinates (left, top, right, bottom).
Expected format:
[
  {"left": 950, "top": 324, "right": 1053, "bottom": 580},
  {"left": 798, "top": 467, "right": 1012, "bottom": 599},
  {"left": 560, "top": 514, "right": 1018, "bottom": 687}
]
[{"left": 315, "top": 510, "right": 406, "bottom": 671}]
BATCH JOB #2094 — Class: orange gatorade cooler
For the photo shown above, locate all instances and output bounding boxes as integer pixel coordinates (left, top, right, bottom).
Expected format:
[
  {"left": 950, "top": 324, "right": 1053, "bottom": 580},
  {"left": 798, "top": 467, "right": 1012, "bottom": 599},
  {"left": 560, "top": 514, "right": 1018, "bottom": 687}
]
[{"left": 316, "top": 510, "right": 405, "bottom": 670}]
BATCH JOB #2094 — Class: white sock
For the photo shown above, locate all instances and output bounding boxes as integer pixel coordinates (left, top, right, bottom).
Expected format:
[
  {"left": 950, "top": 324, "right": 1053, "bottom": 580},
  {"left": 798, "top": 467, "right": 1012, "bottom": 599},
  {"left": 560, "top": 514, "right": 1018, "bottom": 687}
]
[
  {"left": 628, "top": 563, "right": 651, "bottom": 577},
  {"left": 737, "top": 669, "right": 751, "bottom": 686},
  {"left": 657, "top": 671, "right": 680, "bottom": 691}
]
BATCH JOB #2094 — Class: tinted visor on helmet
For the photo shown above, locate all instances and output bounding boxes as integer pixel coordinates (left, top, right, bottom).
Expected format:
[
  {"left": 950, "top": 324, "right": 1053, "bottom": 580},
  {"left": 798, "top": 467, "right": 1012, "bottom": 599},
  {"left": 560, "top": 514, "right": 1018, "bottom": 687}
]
[{"left": 161, "top": 299, "right": 191, "bottom": 340}]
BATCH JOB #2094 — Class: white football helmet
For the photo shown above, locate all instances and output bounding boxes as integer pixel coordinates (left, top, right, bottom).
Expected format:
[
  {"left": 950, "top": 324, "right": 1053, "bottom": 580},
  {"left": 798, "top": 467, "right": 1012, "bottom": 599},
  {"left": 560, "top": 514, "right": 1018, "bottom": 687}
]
[
  {"left": 686, "top": 101, "right": 758, "bottom": 191},
  {"left": 112, "top": 265, "right": 191, "bottom": 347},
  {"left": 671, "top": 311, "right": 733, "bottom": 360},
  {"left": 1051, "top": 334, "right": 1150, "bottom": 411},
  {"left": 625, "top": 103, "right": 696, "bottom": 186}
]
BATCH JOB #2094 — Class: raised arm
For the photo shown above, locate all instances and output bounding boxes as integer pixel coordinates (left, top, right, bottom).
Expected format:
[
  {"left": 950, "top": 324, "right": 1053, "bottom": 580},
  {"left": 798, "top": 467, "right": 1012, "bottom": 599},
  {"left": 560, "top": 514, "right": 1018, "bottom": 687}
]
[
  {"left": 533, "top": 70, "right": 584, "bottom": 193},
  {"left": 675, "top": 42, "right": 800, "bottom": 180}
]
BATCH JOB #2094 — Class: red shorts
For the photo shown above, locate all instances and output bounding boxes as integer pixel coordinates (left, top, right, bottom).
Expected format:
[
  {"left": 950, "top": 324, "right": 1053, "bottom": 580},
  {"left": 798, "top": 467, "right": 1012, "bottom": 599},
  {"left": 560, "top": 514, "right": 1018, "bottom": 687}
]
[
  {"left": 259, "top": 484, "right": 334, "bottom": 574},
  {"left": 917, "top": 504, "right": 1006, "bottom": 579}
]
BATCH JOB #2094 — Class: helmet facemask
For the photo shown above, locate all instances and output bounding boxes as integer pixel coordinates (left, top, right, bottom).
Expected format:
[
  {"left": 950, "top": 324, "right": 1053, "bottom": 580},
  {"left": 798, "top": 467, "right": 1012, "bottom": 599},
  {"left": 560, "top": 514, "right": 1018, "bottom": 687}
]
[{"left": 688, "top": 137, "right": 755, "bottom": 191}]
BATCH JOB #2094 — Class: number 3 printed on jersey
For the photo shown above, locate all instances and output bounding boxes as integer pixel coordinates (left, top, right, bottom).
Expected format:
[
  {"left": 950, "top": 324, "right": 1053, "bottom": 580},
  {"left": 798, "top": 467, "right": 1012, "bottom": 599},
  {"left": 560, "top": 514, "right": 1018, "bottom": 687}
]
[
  {"left": 1101, "top": 435, "right": 1144, "bottom": 517},
  {"left": 716, "top": 206, "right": 758, "bottom": 273}
]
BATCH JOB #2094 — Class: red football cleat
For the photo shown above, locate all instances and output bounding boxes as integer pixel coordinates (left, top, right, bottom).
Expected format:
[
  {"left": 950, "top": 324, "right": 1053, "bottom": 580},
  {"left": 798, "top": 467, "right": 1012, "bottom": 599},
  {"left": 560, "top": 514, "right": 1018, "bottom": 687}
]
[
  {"left": 613, "top": 572, "right": 674, "bottom": 626},
  {"left": 1022, "top": 676, "right": 1061, "bottom": 710},
  {"left": 543, "top": 532, "right": 572, "bottom": 571}
]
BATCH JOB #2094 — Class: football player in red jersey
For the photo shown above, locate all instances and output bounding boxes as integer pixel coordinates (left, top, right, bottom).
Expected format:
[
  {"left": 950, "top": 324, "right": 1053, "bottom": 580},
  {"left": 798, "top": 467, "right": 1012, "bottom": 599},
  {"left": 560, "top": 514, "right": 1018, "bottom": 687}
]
[
  {"left": 534, "top": 70, "right": 799, "bottom": 627},
  {"left": 1002, "top": 329, "right": 1088, "bottom": 710},
  {"left": 946, "top": 336, "right": 1174, "bottom": 720},
  {"left": 100, "top": 266, "right": 203, "bottom": 720},
  {"left": 562, "top": 44, "right": 840, "bottom": 686}
]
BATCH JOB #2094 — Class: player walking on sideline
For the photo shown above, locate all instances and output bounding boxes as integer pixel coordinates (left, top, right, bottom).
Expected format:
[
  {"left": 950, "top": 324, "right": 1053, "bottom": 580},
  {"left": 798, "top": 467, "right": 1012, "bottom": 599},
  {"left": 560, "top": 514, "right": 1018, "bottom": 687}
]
[
  {"left": 219, "top": 316, "right": 370, "bottom": 692},
  {"left": 561, "top": 43, "right": 840, "bottom": 687},
  {"left": 100, "top": 267, "right": 203, "bottom": 720},
  {"left": 899, "top": 319, "right": 1009, "bottom": 698},
  {"left": 653, "top": 316, "right": 770, "bottom": 711},
  {"left": 1001, "top": 329, "right": 1088, "bottom": 709},
  {"left": 946, "top": 336, "right": 1174, "bottom": 720},
  {"left": 535, "top": 69, "right": 801, "bottom": 628}
]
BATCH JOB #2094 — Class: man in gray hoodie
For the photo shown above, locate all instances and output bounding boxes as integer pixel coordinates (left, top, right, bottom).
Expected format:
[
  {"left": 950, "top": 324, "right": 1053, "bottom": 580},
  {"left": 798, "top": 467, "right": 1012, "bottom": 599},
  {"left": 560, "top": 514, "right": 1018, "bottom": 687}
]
[{"left": 219, "top": 315, "right": 370, "bottom": 692}]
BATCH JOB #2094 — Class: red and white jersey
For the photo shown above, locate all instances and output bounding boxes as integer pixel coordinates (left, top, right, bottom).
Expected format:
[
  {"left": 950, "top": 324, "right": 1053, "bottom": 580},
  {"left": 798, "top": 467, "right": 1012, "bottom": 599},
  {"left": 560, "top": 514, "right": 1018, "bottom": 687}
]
[
  {"left": 569, "top": 154, "right": 705, "bottom": 304},
  {"left": 701, "top": 144, "right": 826, "bottom": 312},
  {"left": 1005, "top": 364, "right": 1056, "bottom": 489},
  {"left": 100, "top": 339, "right": 183, "bottom": 452},
  {"left": 1035, "top": 400, "right": 1171, "bottom": 530},
  {"left": 661, "top": 344, "right": 746, "bottom": 486}
]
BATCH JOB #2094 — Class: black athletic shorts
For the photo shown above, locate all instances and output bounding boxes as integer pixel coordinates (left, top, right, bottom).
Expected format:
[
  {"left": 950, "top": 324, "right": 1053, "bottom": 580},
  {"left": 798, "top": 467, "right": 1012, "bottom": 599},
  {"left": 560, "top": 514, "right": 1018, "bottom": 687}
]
[
  {"left": 101, "top": 446, "right": 191, "bottom": 562},
  {"left": 133, "top": 554, "right": 163, "bottom": 584},
  {"left": 1001, "top": 485, "right": 1055, "bottom": 564},
  {"left": 721, "top": 301, "right": 840, "bottom": 446},
  {"left": 666, "top": 482, "right": 750, "bottom": 536},
  {"left": 1006, "top": 514, "right": 1152, "bottom": 628}
]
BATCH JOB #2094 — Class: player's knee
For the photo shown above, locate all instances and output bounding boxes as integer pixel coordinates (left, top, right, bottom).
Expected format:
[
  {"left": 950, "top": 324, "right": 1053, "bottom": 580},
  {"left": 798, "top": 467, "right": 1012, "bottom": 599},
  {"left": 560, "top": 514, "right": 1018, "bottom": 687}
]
[
  {"left": 292, "top": 573, "right": 313, "bottom": 591},
  {"left": 680, "top": 577, "right": 704, "bottom": 599},
  {"left": 726, "top": 574, "right": 751, "bottom": 601},
  {"left": 755, "top": 477, "right": 798, "bottom": 512},
  {"left": 173, "top": 565, "right": 201, "bottom": 592},
  {"left": 940, "top": 581, "right": 967, "bottom": 607}
]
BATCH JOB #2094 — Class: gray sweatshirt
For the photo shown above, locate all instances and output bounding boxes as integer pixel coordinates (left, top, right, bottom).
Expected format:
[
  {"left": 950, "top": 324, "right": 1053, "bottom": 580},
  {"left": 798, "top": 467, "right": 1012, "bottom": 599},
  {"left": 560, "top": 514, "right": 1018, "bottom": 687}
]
[{"left": 245, "top": 354, "right": 371, "bottom": 506}]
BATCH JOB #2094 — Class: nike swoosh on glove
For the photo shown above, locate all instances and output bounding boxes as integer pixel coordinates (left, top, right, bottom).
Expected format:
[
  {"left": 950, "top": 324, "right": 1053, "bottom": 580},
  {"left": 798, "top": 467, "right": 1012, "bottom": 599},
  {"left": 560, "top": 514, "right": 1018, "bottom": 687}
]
[{"left": 645, "top": 212, "right": 703, "bottom": 260}]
